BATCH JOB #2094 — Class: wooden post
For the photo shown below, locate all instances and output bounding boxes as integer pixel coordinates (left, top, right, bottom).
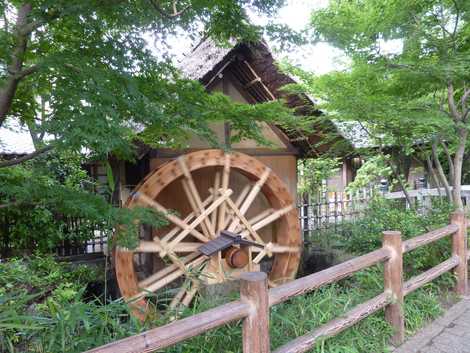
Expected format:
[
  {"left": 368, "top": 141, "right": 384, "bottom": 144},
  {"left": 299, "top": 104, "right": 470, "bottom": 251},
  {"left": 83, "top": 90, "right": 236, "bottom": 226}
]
[
  {"left": 240, "top": 272, "right": 270, "bottom": 353},
  {"left": 383, "top": 231, "right": 404, "bottom": 346},
  {"left": 450, "top": 211, "right": 468, "bottom": 296}
]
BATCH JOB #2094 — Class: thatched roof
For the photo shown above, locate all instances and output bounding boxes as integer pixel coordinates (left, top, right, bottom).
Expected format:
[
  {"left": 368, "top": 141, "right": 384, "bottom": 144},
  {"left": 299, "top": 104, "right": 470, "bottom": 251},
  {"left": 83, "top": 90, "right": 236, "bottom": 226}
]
[
  {"left": 178, "top": 38, "right": 371, "bottom": 156},
  {"left": 178, "top": 39, "right": 234, "bottom": 81}
]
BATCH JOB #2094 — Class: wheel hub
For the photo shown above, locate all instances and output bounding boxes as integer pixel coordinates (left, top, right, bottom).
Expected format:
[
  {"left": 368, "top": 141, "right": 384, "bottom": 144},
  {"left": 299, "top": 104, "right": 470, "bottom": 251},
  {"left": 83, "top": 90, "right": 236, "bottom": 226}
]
[{"left": 224, "top": 247, "right": 249, "bottom": 268}]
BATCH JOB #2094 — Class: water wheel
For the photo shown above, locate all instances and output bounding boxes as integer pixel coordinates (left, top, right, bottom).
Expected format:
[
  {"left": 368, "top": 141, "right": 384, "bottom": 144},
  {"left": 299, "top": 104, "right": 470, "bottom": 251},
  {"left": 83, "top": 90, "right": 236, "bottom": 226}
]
[{"left": 115, "top": 149, "right": 301, "bottom": 315}]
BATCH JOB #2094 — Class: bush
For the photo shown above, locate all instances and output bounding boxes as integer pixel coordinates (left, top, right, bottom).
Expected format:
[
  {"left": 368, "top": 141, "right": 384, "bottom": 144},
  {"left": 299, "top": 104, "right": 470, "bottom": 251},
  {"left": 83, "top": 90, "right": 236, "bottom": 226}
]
[
  {"left": 320, "top": 197, "right": 455, "bottom": 275},
  {"left": 0, "top": 200, "right": 458, "bottom": 352},
  {"left": 0, "top": 255, "right": 147, "bottom": 352},
  {"left": 1, "top": 251, "right": 455, "bottom": 353}
]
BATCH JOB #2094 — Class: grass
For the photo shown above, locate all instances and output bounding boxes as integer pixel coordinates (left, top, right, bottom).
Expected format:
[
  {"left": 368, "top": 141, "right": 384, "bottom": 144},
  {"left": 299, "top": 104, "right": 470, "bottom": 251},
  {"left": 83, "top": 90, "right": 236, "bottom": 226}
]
[
  {"left": 0, "top": 256, "right": 455, "bottom": 353},
  {"left": 161, "top": 267, "right": 454, "bottom": 353},
  {"left": 1, "top": 195, "right": 458, "bottom": 353}
]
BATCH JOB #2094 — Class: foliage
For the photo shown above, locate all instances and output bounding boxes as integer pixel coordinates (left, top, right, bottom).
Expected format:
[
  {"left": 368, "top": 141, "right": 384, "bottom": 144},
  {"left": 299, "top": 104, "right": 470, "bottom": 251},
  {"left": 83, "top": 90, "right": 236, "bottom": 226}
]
[
  {"left": 0, "top": 0, "right": 302, "bottom": 159},
  {"left": 0, "top": 152, "right": 167, "bottom": 253},
  {"left": 287, "top": 0, "right": 470, "bottom": 208},
  {"left": 0, "top": 0, "right": 309, "bottom": 252},
  {"left": 345, "top": 155, "right": 392, "bottom": 193},
  {"left": 297, "top": 156, "right": 341, "bottom": 194},
  {"left": 1, "top": 237, "right": 456, "bottom": 353},
  {"left": 323, "top": 197, "right": 454, "bottom": 276},
  {"left": 0, "top": 255, "right": 148, "bottom": 352}
]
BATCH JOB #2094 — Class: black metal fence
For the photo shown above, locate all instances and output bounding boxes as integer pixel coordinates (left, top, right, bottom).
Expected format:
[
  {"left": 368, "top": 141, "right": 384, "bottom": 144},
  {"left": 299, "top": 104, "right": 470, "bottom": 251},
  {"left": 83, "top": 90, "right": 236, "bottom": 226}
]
[
  {"left": 298, "top": 189, "right": 374, "bottom": 242},
  {"left": 0, "top": 213, "right": 109, "bottom": 259},
  {"left": 55, "top": 217, "right": 108, "bottom": 257}
]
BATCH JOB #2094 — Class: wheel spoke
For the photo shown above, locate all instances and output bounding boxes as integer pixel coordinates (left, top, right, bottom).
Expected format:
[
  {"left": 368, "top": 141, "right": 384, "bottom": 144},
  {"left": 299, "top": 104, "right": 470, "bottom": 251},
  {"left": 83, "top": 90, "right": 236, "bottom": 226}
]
[
  {"left": 178, "top": 156, "right": 215, "bottom": 238},
  {"left": 181, "top": 178, "right": 212, "bottom": 238},
  {"left": 181, "top": 279, "right": 200, "bottom": 306},
  {"left": 135, "top": 241, "right": 203, "bottom": 253},
  {"left": 217, "top": 154, "right": 231, "bottom": 233},
  {"left": 235, "top": 208, "right": 274, "bottom": 233},
  {"left": 169, "top": 282, "right": 188, "bottom": 309},
  {"left": 135, "top": 255, "right": 207, "bottom": 300},
  {"left": 223, "top": 184, "right": 251, "bottom": 230},
  {"left": 252, "top": 242, "right": 300, "bottom": 263},
  {"left": 169, "top": 272, "right": 203, "bottom": 310},
  {"left": 167, "top": 189, "right": 233, "bottom": 251},
  {"left": 227, "top": 167, "right": 270, "bottom": 231},
  {"left": 225, "top": 197, "right": 264, "bottom": 245},
  {"left": 240, "top": 204, "right": 294, "bottom": 236},
  {"left": 132, "top": 192, "right": 209, "bottom": 243},
  {"left": 161, "top": 194, "right": 213, "bottom": 244},
  {"left": 210, "top": 171, "right": 221, "bottom": 234},
  {"left": 139, "top": 252, "right": 199, "bottom": 287}
]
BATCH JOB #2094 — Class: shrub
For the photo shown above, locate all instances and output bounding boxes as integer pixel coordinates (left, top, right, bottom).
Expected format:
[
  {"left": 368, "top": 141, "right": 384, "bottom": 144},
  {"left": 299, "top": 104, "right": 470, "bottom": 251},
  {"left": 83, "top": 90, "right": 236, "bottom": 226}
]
[
  {"left": 318, "top": 197, "right": 455, "bottom": 275},
  {"left": 1, "top": 251, "right": 454, "bottom": 353},
  {"left": 0, "top": 255, "right": 147, "bottom": 352}
]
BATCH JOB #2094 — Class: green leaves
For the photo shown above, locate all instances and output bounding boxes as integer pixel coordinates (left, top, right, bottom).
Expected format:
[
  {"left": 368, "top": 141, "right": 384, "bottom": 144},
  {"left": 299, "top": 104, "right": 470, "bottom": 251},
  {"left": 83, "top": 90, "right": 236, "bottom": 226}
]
[{"left": 1, "top": 0, "right": 300, "bottom": 160}]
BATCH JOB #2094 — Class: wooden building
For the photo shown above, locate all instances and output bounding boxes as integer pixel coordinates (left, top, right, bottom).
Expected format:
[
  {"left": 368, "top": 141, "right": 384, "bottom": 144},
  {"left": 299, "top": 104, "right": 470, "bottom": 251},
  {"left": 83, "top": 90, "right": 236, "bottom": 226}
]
[{"left": 115, "top": 39, "right": 357, "bottom": 205}]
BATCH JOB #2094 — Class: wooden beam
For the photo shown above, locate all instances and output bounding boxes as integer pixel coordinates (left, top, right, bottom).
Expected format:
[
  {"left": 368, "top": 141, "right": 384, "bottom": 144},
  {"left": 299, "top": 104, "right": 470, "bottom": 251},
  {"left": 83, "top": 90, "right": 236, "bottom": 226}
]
[
  {"left": 84, "top": 301, "right": 251, "bottom": 353},
  {"left": 269, "top": 248, "right": 390, "bottom": 306},
  {"left": 383, "top": 231, "right": 404, "bottom": 346},
  {"left": 273, "top": 292, "right": 391, "bottom": 353},
  {"left": 240, "top": 272, "right": 270, "bottom": 353}
]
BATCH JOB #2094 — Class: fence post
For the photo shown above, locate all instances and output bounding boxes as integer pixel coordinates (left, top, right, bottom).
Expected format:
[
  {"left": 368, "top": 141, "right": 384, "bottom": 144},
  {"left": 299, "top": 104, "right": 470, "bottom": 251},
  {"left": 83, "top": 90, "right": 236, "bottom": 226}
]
[
  {"left": 383, "top": 231, "right": 404, "bottom": 346},
  {"left": 240, "top": 272, "right": 270, "bottom": 353},
  {"left": 450, "top": 211, "right": 468, "bottom": 296}
]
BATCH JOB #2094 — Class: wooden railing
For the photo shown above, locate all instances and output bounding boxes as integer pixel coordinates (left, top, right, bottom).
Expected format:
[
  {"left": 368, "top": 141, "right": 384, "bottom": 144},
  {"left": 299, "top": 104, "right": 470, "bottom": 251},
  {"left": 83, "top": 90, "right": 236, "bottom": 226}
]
[{"left": 86, "top": 211, "right": 469, "bottom": 353}]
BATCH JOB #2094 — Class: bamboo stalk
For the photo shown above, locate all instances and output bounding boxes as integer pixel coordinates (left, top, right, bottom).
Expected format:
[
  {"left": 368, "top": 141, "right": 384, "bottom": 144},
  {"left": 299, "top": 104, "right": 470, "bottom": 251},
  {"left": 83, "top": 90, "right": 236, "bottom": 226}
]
[
  {"left": 228, "top": 168, "right": 270, "bottom": 231},
  {"left": 178, "top": 156, "right": 215, "bottom": 238},
  {"left": 133, "top": 192, "right": 209, "bottom": 243},
  {"left": 167, "top": 189, "right": 233, "bottom": 251},
  {"left": 217, "top": 154, "right": 231, "bottom": 233}
]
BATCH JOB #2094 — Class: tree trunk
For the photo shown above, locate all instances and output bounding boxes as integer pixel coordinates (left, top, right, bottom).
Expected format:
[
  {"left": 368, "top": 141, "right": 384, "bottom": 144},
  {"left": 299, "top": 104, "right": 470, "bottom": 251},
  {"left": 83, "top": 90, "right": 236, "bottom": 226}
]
[
  {"left": 441, "top": 141, "right": 455, "bottom": 185},
  {"left": 431, "top": 141, "right": 453, "bottom": 203},
  {"left": 0, "top": 3, "right": 32, "bottom": 128},
  {"left": 108, "top": 156, "right": 122, "bottom": 206},
  {"left": 425, "top": 153, "right": 442, "bottom": 196},
  {"left": 452, "top": 129, "right": 468, "bottom": 210}
]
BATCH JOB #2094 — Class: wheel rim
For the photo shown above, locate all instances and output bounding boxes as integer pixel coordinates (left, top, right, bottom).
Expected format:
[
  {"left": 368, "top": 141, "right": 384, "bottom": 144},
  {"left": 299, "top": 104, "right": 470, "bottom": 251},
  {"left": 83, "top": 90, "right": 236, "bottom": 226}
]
[{"left": 115, "top": 149, "right": 301, "bottom": 314}]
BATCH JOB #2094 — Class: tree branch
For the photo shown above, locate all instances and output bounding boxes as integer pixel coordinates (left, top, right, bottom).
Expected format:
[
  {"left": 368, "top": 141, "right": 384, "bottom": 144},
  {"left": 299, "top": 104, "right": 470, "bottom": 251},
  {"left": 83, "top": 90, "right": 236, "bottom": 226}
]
[
  {"left": 423, "top": 149, "right": 442, "bottom": 196},
  {"left": 148, "top": 0, "right": 190, "bottom": 18},
  {"left": 440, "top": 140, "right": 454, "bottom": 184},
  {"left": 431, "top": 140, "right": 453, "bottom": 202},
  {"left": 0, "top": 145, "right": 54, "bottom": 168},
  {"left": 0, "top": 3, "right": 33, "bottom": 128},
  {"left": 451, "top": 0, "right": 460, "bottom": 37},
  {"left": 447, "top": 81, "right": 461, "bottom": 121}
]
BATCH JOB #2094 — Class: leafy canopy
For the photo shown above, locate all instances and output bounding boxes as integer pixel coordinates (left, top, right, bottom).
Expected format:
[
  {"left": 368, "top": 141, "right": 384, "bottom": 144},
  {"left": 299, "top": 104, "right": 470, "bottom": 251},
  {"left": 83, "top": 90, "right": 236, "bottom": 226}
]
[
  {"left": 1, "top": 0, "right": 300, "bottom": 159},
  {"left": 0, "top": 0, "right": 303, "bottom": 251},
  {"left": 301, "top": 0, "right": 470, "bottom": 150}
]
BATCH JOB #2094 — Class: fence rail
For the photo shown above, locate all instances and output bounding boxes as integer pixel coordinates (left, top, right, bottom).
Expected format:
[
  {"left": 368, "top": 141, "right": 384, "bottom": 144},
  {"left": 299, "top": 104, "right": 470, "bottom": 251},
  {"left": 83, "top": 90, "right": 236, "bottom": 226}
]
[{"left": 86, "top": 211, "right": 469, "bottom": 353}]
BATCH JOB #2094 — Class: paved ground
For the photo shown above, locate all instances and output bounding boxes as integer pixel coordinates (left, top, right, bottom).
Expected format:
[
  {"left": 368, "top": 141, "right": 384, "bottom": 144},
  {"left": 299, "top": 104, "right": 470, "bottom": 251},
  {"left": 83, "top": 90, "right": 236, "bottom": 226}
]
[{"left": 394, "top": 296, "right": 470, "bottom": 353}]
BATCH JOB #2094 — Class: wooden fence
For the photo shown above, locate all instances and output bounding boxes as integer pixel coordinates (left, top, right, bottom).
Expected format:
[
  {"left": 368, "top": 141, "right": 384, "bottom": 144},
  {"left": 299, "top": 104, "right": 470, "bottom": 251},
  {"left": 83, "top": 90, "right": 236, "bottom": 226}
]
[{"left": 85, "top": 211, "right": 468, "bottom": 353}]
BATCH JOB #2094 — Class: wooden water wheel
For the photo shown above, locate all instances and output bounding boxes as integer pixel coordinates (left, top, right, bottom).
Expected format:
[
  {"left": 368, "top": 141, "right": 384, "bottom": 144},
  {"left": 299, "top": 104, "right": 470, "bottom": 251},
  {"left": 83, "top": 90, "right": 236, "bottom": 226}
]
[{"left": 115, "top": 149, "right": 301, "bottom": 315}]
